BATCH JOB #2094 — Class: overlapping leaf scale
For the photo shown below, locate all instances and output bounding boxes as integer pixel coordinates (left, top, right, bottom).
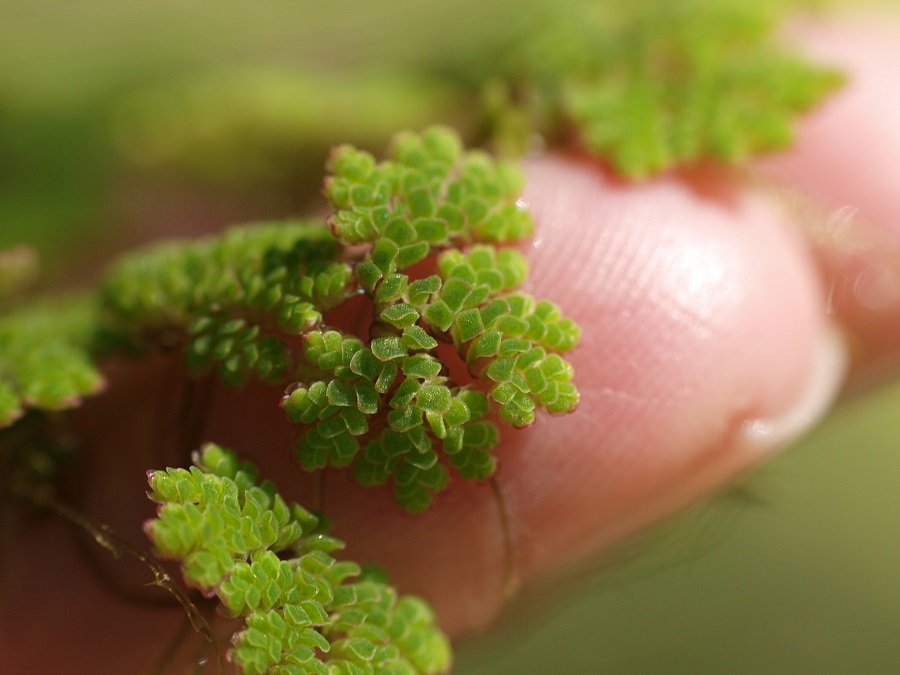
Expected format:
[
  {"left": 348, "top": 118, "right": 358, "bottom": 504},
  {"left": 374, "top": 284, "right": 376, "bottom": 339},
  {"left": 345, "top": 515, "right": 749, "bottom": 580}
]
[
  {"left": 324, "top": 584, "right": 451, "bottom": 675},
  {"left": 354, "top": 386, "right": 497, "bottom": 511},
  {"left": 412, "top": 245, "right": 579, "bottom": 427},
  {"left": 232, "top": 574, "right": 450, "bottom": 675},
  {"left": 101, "top": 220, "right": 353, "bottom": 385},
  {"left": 352, "top": 385, "right": 492, "bottom": 511},
  {"left": 185, "top": 314, "right": 291, "bottom": 386},
  {"left": 146, "top": 448, "right": 313, "bottom": 592},
  {"left": 559, "top": 3, "right": 844, "bottom": 177},
  {"left": 324, "top": 126, "right": 533, "bottom": 285},
  {"left": 283, "top": 329, "right": 400, "bottom": 472},
  {"left": 354, "top": 383, "right": 499, "bottom": 502},
  {"left": 146, "top": 444, "right": 450, "bottom": 675},
  {"left": 353, "top": 428, "right": 447, "bottom": 514},
  {"left": 440, "top": 393, "right": 499, "bottom": 481},
  {"left": 284, "top": 321, "right": 497, "bottom": 511},
  {"left": 0, "top": 296, "right": 104, "bottom": 428}
]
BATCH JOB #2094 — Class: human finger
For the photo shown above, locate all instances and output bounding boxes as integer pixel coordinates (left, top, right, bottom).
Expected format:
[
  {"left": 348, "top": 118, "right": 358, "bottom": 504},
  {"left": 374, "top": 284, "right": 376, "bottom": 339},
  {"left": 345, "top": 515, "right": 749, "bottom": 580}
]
[{"left": 757, "top": 15, "right": 900, "bottom": 387}]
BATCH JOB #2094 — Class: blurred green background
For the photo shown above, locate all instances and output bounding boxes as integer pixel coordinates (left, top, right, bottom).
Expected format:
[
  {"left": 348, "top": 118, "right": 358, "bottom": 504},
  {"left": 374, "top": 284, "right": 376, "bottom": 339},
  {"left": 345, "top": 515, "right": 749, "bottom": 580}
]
[{"left": 3, "top": 1, "right": 899, "bottom": 672}]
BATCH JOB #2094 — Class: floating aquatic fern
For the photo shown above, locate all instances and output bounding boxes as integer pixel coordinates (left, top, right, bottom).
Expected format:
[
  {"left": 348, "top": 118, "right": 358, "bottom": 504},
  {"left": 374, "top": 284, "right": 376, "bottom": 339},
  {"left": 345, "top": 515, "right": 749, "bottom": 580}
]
[
  {"left": 324, "top": 126, "right": 532, "bottom": 252},
  {"left": 97, "top": 127, "right": 580, "bottom": 512},
  {"left": 102, "top": 220, "right": 354, "bottom": 386},
  {"left": 277, "top": 126, "right": 580, "bottom": 510},
  {"left": 147, "top": 443, "right": 451, "bottom": 674},
  {"left": 0, "top": 3, "right": 848, "bottom": 668},
  {"left": 0, "top": 295, "right": 104, "bottom": 427},
  {"left": 564, "top": 2, "right": 844, "bottom": 176},
  {"left": 476, "top": 0, "right": 844, "bottom": 177}
]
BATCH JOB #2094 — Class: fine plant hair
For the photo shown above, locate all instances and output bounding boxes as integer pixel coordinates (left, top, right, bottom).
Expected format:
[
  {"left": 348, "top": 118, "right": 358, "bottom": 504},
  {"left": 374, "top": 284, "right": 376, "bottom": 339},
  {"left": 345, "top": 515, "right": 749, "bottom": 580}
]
[{"left": 0, "top": 1, "right": 844, "bottom": 672}]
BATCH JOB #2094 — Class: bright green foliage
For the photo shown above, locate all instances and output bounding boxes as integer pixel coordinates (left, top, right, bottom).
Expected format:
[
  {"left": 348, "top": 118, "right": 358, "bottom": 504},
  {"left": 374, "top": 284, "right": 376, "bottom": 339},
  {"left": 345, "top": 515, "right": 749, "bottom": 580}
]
[
  {"left": 186, "top": 314, "right": 292, "bottom": 387},
  {"left": 352, "top": 387, "right": 498, "bottom": 511},
  {"left": 102, "top": 220, "right": 353, "bottom": 385},
  {"left": 482, "top": 0, "right": 844, "bottom": 177},
  {"left": 0, "top": 296, "right": 104, "bottom": 428},
  {"left": 284, "top": 324, "right": 502, "bottom": 511},
  {"left": 324, "top": 125, "right": 532, "bottom": 286},
  {"left": 275, "top": 129, "right": 580, "bottom": 510},
  {"left": 0, "top": 127, "right": 577, "bottom": 515},
  {"left": 0, "top": 4, "right": 843, "bottom": 667},
  {"left": 146, "top": 444, "right": 451, "bottom": 674},
  {"left": 420, "top": 247, "right": 580, "bottom": 427},
  {"left": 565, "top": 2, "right": 844, "bottom": 176},
  {"left": 283, "top": 132, "right": 580, "bottom": 511}
]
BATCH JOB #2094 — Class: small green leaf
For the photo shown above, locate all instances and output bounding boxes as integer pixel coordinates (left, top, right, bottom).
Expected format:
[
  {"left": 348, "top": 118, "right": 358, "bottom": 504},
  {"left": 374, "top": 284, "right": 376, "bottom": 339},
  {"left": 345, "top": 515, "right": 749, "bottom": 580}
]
[
  {"left": 374, "top": 274, "right": 408, "bottom": 304},
  {"left": 326, "top": 380, "right": 355, "bottom": 407},
  {"left": 401, "top": 354, "right": 442, "bottom": 380},
  {"left": 454, "top": 307, "right": 484, "bottom": 343},
  {"left": 371, "top": 336, "right": 407, "bottom": 362},
  {"left": 417, "top": 385, "right": 451, "bottom": 414},
  {"left": 388, "top": 406, "right": 422, "bottom": 433},
  {"left": 401, "top": 325, "right": 438, "bottom": 351},
  {"left": 354, "top": 380, "right": 381, "bottom": 415},
  {"left": 407, "top": 275, "right": 441, "bottom": 306},
  {"left": 379, "top": 303, "right": 419, "bottom": 329},
  {"left": 422, "top": 301, "right": 454, "bottom": 333},
  {"left": 389, "top": 379, "right": 420, "bottom": 408},
  {"left": 374, "top": 362, "right": 399, "bottom": 393}
]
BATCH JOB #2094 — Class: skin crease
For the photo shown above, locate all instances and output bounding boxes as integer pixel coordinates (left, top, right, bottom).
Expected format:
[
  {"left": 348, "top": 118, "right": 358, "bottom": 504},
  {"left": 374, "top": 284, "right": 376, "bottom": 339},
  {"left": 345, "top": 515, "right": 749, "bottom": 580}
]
[{"left": 1, "top": 16, "right": 899, "bottom": 675}]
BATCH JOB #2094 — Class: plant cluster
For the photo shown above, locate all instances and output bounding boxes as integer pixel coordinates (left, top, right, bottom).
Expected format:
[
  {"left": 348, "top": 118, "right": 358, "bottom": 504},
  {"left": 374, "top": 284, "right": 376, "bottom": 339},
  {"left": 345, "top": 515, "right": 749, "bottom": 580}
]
[
  {"left": 112, "top": 1, "right": 843, "bottom": 182},
  {"left": 2, "top": 126, "right": 581, "bottom": 672},
  {"left": 147, "top": 443, "right": 450, "bottom": 674},
  {"left": 0, "top": 1, "right": 846, "bottom": 671},
  {"left": 489, "top": 0, "right": 845, "bottom": 177},
  {"left": 99, "top": 126, "right": 580, "bottom": 512}
]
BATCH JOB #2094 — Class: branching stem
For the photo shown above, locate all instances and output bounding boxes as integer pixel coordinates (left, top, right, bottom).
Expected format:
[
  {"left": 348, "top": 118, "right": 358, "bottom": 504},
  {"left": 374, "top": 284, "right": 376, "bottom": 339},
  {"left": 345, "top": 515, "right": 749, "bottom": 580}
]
[{"left": 27, "top": 487, "right": 225, "bottom": 675}]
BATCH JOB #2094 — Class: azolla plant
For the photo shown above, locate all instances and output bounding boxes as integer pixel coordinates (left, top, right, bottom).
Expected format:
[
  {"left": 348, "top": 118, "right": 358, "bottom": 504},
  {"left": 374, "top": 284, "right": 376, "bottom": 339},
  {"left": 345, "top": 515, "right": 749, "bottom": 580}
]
[
  {"left": 0, "top": 0, "right": 844, "bottom": 671},
  {"left": 103, "top": 127, "right": 581, "bottom": 513},
  {"left": 2, "top": 127, "right": 581, "bottom": 674},
  {"left": 129, "top": 128, "right": 582, "bottom": 671}
]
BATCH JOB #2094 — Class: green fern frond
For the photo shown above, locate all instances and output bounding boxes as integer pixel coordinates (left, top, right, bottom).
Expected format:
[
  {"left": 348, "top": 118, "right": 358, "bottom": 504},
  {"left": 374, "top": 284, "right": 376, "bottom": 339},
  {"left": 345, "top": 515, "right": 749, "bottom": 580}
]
[
  {"left": 0, "top": 296, "right": 104, "bottom": 428},
  {"left": 102, "top": 220, "right": 353, "bottom": 385},
  {"left": 484, "top": 0, "right": 844, "bottom": 177},
  {"left": 146, "top": 444, "right": 451, "bottom": 674},
  {"left": 423, "top": 247, "right": 580, "bottom": 427},
  {"left": 0, "top": 126, "right": 578, "bottom": 511},
  {"left": 275, "top": 128, "right": 580, "bottom": 511},
  {"left": 325, "top": 125, "right": 531, "bottom": 278},
  {"left": 567, "top": 2, "right": 844, "bottom": 176}
]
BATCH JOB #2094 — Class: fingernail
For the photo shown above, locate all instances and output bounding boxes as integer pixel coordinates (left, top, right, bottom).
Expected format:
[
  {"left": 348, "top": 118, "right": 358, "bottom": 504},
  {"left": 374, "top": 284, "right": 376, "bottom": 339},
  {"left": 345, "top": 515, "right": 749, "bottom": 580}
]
[{"left": 741, "top": 321, "right": 848, "bottom": 454}]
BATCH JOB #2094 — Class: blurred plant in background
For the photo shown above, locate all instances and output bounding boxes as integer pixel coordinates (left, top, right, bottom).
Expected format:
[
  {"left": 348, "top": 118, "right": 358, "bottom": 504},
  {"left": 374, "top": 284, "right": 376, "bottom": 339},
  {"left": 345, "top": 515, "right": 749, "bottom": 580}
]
[
  {"left": 0, "top": 0, "right": 839, "bottom": 270},
  {"left": 4, "top": 0, "right": 899, "bottom": 673}
]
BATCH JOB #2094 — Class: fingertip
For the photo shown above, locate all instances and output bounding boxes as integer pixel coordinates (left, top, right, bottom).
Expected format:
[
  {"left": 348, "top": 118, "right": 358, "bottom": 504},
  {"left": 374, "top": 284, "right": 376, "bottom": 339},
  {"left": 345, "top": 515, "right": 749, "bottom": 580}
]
[
  {"left": 497, "top": 156, "right": 835, "bottom": 582},
  {"left": 328, "top": 157, "right": 842, "bottom": 639}
]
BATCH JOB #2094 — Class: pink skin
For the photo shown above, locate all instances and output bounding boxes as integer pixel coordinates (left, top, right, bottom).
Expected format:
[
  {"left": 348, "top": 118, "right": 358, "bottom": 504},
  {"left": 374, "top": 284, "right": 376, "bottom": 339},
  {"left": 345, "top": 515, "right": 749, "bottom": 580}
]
[
  {"left": 755, "top": 15, "right": 900, "bottom": 384},
  {"left": 761, "top": 14, "right": 900, "bottom": 240},
  {"left": 2, "top": 16, "right": 900, "bottom": 675}
]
